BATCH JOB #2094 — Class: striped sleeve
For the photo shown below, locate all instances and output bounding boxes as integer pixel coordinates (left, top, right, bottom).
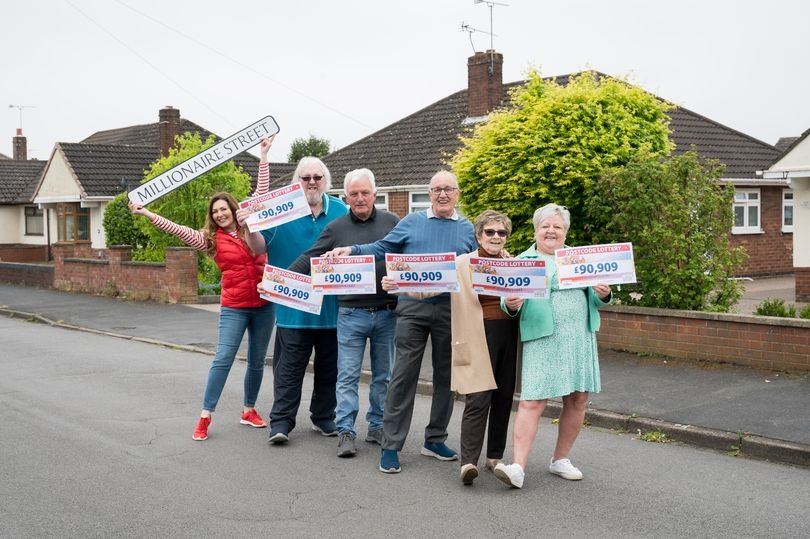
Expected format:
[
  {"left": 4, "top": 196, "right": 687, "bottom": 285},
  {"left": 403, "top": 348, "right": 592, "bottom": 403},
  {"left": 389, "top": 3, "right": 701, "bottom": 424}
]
[
  {"left": 150, "top": 215, "right": 207, "bottom": 251},
  {"left": 254, "top": 162, "right": 270, "bottom": 197}
]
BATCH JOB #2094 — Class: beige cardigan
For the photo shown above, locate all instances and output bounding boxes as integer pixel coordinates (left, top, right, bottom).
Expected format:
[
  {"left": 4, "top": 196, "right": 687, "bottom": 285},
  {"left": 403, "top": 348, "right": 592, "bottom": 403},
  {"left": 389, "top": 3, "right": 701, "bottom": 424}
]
[{"left": 450, "top": 253, "right": 499, "bottom": 395}]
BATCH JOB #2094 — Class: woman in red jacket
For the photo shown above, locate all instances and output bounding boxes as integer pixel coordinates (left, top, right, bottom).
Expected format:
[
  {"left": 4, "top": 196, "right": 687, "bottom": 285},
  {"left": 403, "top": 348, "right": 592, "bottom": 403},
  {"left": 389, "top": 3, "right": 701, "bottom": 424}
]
[{"left": 128, "top": 140, "right": 275, "bottom": 441}]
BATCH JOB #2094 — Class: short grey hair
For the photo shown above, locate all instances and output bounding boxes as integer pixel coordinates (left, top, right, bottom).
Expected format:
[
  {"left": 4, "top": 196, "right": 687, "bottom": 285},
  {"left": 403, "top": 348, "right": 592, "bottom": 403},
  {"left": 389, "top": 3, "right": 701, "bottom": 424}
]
[
  {"left": 343, "top": 168, "right": 376, "bottom": 194},
  {"left": 533, "top": 203, "right": 570, "bottom": 233},
  {"left": 291, "top": 156, "right": 332, "bottom": 191},
  {"left": 429, "top": 170, "right": 458, "bottom": 187}
]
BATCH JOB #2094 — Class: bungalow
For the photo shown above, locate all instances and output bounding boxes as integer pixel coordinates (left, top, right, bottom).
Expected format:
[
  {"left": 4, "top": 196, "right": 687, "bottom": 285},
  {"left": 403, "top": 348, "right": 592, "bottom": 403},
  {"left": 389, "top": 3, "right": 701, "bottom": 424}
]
[
  {"left": 278, "top": 50, "right": 787, "bottom": 277},
  {"left": 762, "top": 128, "right": 810, "bottom": 300},
  {"left": 0, "top": 129, "right": 47, "bottom": 261}
]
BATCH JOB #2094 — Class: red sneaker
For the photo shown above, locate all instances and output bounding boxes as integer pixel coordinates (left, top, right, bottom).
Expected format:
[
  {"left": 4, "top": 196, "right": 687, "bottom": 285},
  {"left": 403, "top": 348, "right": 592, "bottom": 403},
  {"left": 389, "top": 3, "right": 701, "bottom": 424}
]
[
  {"left": 240, "top": 408, "right": 267, "bottom": 428},
  {"left": 193, "top": 416, "right": 211, "bottom": 441}
]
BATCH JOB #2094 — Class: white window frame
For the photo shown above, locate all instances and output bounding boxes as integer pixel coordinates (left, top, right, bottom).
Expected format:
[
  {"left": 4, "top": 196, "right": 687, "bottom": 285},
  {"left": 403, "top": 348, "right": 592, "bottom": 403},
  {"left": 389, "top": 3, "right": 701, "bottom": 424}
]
[
  {"left": 409, "top": 191, "right": 430, "bottom": 213},
  {"left": 732, "top": 189, "right": 761, "bottom": 234},
  {"left": 374, "top": 192, "right": 388, "bottom": 210},
  {"left": 782, "top": 190, "right": 794, "bottom": 233}
]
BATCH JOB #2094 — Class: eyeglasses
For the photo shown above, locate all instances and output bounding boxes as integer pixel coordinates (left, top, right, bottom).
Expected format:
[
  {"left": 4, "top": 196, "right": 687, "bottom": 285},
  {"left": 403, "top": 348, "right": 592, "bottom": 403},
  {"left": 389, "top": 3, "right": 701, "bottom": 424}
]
[
  {"left": 300, "top": 175, "right": 324, "bottom": 182},
  {"left": 429, "top": 187, "right": 458, "bottom": 194},
  {"left": 483, "top": 229, "right": 508, "bottom": 238}
]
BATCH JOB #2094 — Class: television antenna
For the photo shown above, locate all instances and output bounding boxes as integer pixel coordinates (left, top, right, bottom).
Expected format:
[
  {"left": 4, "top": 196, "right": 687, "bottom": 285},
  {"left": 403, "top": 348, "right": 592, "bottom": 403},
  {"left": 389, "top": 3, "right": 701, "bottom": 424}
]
[
  {"left": 474, "top": 0, "right": 509, "bottom": 53},
  {"left": 8, "top": 104, "right": 36, "bottom": 131},
  {"left": 460, "top": 22, "right": 494, "bottom": 55}
]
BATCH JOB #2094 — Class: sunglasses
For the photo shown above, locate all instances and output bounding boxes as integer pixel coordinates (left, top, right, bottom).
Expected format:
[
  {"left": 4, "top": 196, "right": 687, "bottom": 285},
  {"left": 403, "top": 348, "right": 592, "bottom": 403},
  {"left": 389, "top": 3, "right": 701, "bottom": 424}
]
[
  {"left": 483, "top": 229, "right": 508, "bottom": 238},
  {"left": 300, "top": 175, "right": 324, "bottom": 182}
]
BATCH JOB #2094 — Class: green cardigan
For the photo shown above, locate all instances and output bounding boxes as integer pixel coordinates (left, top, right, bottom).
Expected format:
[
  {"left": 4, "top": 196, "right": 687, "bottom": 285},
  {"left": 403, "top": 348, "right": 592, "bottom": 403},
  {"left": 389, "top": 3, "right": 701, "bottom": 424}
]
[{"left": 503, "top": 244, "right": 612, "bottom": 342}]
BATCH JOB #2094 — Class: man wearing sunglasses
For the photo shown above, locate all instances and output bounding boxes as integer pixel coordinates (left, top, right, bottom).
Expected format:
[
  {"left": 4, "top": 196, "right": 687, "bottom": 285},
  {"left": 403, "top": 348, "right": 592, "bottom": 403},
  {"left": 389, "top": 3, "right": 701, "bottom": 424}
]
[
  {"left": 324, "top": 170, "right": 477, "bottom": 474},
  {"left": 241, "top": 144, "right": 348, "bottom": 444}
]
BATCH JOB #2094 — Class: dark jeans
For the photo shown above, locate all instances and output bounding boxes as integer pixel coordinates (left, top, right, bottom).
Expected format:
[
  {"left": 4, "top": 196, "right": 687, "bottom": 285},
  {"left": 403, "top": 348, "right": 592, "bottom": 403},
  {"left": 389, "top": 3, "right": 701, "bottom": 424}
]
[
  {"left": 382, "top": 300, "right": 452, "bottom": 451},
  {"left": 269, "top": 327, "right": 338, "bottom": 432},
  {"left": 460, "top": 318, "right": 519, "bottom": 465}
]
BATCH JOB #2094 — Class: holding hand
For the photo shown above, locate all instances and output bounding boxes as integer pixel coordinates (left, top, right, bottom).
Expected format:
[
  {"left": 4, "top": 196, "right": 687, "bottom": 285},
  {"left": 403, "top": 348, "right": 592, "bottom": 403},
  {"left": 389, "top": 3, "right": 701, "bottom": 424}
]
[
  {"left": 380, "top": 276, "right": 398, "bottom": 292},
  {"left": 504, "top": 296, "right": 524, "bottom": 312},
  {"left": 259, "top": 135, "right": 276, "bottom": 161},
  {"left": 128, "top": 201, "right": 154, "bottom": 220},
  {"left": 592, "top": 284, "right": 611, "bottom": 300},
  {"left": 322, "top": 246, "right": 352, "bottom": 258}
]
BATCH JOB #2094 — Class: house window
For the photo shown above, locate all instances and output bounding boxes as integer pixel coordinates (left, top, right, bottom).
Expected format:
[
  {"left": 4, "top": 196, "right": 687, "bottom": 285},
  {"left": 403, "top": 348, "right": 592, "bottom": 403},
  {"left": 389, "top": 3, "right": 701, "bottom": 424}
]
[
  {"left": 732, "top": 189, "right": 760, "bottom": 233},
  {"left": 374, "top": 193, "right": 388, "bottom": 210},
  {"left": 782, "top": 190, "right": 794, "bottom": 232},
  {"left": 56, "top": 203, "right": 90, "bottom": 242},
  {"left": 409, "top": 192, "right": 430, "bottom": 213},
  {"left": 24, "top": 206, "right": 44, "bottom": 236}
]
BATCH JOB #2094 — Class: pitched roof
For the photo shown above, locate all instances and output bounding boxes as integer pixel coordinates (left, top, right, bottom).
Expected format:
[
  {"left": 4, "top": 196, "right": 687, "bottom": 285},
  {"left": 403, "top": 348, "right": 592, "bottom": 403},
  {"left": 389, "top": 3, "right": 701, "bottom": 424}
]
[
  {"left": 775, "top": 136, "right": 799, "bottom": 152},
  {"left": 0, "top": 151, "right": 11, "bottom": 160},
  {"left": 57, "top": 143, "right": 162, "bottom": 197},
  {"left": 78, "top": 117, "right": 295, "bottom": 195},
  {"left": 289, "top": 72, "right": 779, "bottom": 191},
  {"left": 81, "top": 119, "right": 211, "bottom": 146},
  {"left": 0, "top": 160, "right": 46, "bottom": 204}
]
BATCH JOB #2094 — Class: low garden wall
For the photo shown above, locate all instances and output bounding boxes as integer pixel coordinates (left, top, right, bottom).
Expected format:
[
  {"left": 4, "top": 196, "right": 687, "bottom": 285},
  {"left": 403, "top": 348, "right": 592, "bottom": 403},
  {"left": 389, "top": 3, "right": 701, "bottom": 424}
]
[
  {"left": 51, "top": 243, "right": 198, "bottom": 303},
  {"left": 599, "top": 305, "right": 810, "bottom": 372}
]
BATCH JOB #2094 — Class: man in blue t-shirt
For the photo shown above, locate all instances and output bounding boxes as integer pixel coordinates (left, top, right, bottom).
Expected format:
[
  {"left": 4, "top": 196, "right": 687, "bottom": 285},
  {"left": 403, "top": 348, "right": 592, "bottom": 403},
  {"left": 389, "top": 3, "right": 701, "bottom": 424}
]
[
  {"left": 326, "top": 170, "right": 477, "bottom": 474},
  {"left": 241, "top": 156, "right": 347, "bottom": 443}
]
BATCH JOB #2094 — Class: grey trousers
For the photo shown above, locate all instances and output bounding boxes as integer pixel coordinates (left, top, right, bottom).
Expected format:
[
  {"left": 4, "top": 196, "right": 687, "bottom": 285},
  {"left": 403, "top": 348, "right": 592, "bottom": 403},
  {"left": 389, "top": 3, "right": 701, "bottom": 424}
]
[{"left": 382, "top": 300, "right": 452, "bottom": 451}]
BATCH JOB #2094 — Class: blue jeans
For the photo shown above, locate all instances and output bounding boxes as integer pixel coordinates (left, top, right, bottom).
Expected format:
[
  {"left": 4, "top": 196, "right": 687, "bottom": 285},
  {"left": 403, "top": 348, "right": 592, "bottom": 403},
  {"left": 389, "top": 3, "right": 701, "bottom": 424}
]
[
  {"left": 335, "top": 307, "right": 396, "bottom": 436},
  {"left": 202, "top": 303, "right": 275, "bottom": 411}
]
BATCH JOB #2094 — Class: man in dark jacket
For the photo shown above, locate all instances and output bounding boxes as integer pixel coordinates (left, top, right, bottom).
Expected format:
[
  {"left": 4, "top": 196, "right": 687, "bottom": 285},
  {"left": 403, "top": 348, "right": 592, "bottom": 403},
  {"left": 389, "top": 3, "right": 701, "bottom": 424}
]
[{"left": 288, "top": 168, "right": 399, "bottom": 458}]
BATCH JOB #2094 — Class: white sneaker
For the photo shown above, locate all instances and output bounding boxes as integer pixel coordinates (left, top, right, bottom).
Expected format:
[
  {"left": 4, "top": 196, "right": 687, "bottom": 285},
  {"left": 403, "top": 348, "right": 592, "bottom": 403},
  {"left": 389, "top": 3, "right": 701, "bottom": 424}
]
[
  {"left": 493, "top": 462, "right": 524, "bottom": 489},
  {"left": 549, "top": 458, "right": 583, "bottom": 480}
]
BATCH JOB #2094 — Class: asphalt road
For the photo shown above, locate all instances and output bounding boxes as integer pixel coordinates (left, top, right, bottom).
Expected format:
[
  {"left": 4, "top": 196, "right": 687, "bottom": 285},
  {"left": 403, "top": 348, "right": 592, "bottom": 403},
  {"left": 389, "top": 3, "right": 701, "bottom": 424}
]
[{"left": 1, "top": 316, "right": 809, "bottom": 538}]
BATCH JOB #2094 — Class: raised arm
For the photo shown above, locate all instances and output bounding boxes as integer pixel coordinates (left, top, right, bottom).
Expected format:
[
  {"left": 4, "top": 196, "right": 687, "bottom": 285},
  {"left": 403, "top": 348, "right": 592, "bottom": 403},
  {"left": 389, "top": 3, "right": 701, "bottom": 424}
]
[
  {"left": 252, "top": 135, "right": 276, "bottom": 197},
  {"left": 128, "top": 201, "right": 206, "bottom": 251}
]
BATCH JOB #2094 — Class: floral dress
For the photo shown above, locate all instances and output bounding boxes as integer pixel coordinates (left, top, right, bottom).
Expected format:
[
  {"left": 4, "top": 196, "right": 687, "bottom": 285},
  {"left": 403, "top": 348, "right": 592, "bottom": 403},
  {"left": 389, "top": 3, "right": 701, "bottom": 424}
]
[{"left": 519, "top": 253, "right": 601, "bottom": 400}]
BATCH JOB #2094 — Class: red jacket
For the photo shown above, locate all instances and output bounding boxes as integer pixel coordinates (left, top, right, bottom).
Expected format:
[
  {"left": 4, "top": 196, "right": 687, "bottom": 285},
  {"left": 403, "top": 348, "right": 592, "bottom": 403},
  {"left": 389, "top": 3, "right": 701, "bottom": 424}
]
[{"left": 213, "top": 228, "right": 267, "bottom": 308}]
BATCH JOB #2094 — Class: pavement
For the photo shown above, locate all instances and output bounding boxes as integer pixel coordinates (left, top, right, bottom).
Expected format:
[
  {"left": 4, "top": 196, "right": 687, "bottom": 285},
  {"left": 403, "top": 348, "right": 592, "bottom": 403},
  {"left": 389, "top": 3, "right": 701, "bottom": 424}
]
[{"left": 1, "top": 279, "right": 808, "bottom": 468}]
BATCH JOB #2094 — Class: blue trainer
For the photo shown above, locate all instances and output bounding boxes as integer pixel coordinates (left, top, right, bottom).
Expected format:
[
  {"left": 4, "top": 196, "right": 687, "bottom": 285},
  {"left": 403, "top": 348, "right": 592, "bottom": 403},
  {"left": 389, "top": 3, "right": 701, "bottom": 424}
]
[
  {"left": 379, "top": 449, "right": 401, "bottom": 473},
  {"left": 421, "top": 441, "right": 458, "bottom": 461},
  {"left": 268, "top": 424, "right": 289, "bottom": 444}
]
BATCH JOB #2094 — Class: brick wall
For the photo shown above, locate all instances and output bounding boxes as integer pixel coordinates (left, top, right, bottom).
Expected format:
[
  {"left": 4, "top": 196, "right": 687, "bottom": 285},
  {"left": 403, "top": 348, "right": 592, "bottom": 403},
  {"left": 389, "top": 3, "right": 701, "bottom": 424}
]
[
  {"left": 388, "top": 191, "right": 410, "bottom": 218},
  {"left": 0, "top": 261, "right": 53, "bottom": 287},
  {"left": 0, "top": 244, "right": 48, "bottom": 262},
  {"left": 797, "top": 268, "right": 810, "bottom": 303},
  {"left": 467, "top": 50, "right": 503, "bottom": 117},
  {"left": 52, "top": 243, "right": 198, "bottom": 303},
  {"left": 598, "top": 305, "right": 810, "bottom": 372},
  {"left": 729, "top": 186, "right": 793, "bottom": 276}
]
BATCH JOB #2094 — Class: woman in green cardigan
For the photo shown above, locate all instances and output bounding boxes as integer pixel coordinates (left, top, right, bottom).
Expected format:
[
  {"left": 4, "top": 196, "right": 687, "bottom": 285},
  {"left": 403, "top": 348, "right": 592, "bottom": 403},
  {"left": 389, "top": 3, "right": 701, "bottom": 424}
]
[{"left": 494, "top": 204, "right": 612, "bottom": 489}]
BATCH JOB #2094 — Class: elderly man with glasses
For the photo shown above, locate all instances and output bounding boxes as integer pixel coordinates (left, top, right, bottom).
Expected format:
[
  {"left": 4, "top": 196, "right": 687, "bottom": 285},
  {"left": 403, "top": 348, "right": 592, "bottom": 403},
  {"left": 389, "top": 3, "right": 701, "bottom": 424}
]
[
  {"left": 240, "top": 145, "right": 347, "bottom": 444},
  {"left": 325, "top": 170, "right": 477, "bottom": 474}
]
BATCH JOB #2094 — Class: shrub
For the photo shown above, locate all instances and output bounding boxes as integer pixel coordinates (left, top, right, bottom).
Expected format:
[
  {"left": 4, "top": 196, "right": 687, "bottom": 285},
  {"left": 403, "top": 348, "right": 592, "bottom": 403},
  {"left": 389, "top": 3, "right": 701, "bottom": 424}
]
[{"left": 754, "top": 298, "right": 797, "bottom": 318}]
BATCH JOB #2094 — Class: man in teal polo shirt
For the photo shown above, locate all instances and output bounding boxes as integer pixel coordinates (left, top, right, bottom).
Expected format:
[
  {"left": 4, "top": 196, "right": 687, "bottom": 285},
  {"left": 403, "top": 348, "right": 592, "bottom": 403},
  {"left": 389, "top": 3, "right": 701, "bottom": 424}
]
[{"left": 241, "top": 154, "right": 347, "bottom": 443}]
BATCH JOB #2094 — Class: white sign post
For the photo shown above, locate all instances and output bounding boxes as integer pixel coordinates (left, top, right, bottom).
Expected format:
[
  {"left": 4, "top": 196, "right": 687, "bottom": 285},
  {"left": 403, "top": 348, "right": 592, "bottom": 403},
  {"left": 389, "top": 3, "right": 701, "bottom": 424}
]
[{"left": 128, "top": 115, "right": 280, "bottom": 205}]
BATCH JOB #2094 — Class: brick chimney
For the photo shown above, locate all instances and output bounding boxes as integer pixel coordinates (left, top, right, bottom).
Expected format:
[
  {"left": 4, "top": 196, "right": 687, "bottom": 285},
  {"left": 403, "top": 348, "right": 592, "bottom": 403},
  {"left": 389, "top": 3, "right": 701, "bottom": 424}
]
[
  {"left": 467, "top": 50, "right": 503, "bottom": 118},
  {"left": 13, "top": 128, "right": 27, "bottom": 160},
  {"left": 159, "top": 106, "right": 181, "bottom": 156}
]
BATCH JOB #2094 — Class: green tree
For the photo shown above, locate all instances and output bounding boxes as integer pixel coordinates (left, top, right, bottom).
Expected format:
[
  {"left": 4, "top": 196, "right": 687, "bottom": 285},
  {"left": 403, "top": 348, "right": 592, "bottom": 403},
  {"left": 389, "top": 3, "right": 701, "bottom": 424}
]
[
  {"left": 133, "top": 132, "right": 252, "bottom": 287},
  {"left": 585, "top": 150, "right": 746, "bottom": 312},
  {"left": 288, "top": 134, "right": 331, "bottom": 162},
  {"left": 451, "top": 71, "right": 674, "bottom": 249},
  {"left": 102, "top": 192, "right": 148, "bottom": 248}
]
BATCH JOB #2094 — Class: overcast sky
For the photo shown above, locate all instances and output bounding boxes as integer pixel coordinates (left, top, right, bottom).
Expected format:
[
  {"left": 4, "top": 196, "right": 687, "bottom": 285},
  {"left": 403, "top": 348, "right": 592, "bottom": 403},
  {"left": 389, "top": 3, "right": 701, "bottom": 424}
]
[{"left": 2, "top": 0, "right": 809, "bottom": 163}]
